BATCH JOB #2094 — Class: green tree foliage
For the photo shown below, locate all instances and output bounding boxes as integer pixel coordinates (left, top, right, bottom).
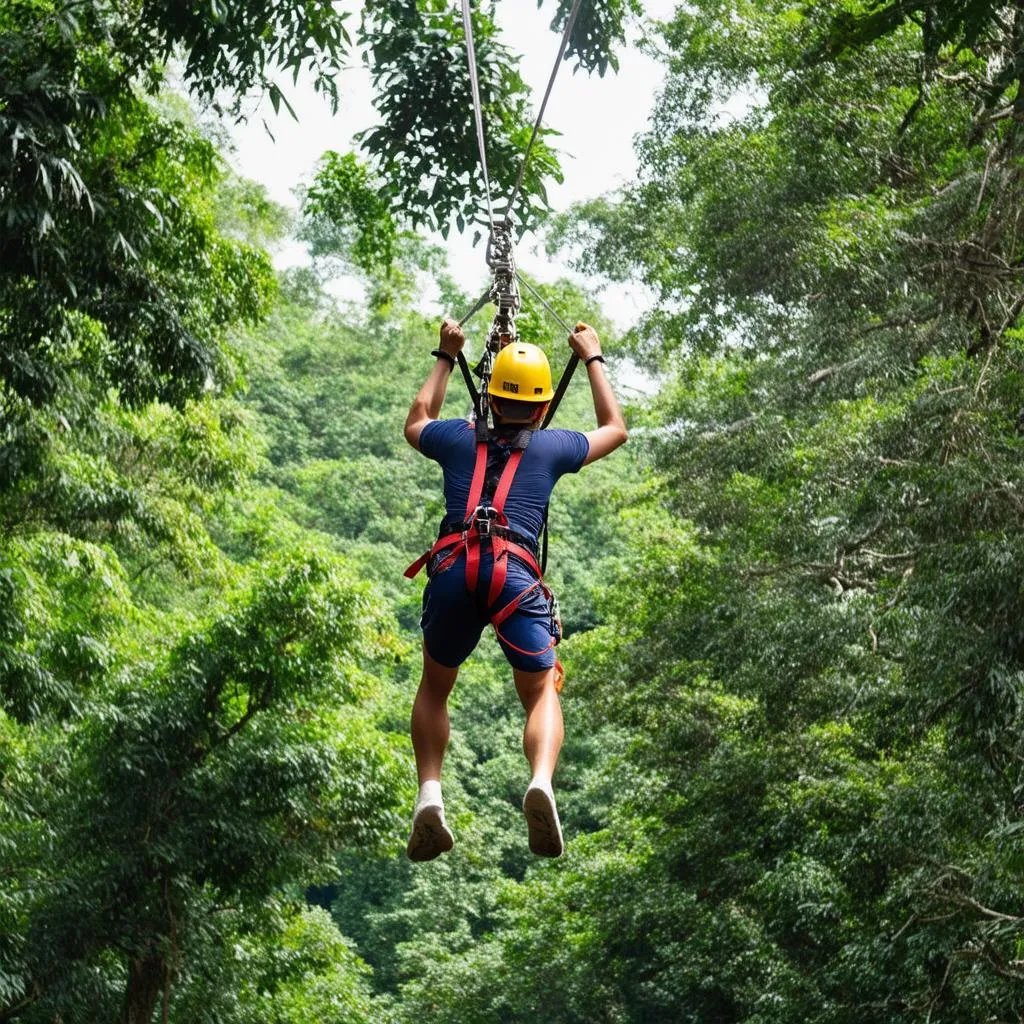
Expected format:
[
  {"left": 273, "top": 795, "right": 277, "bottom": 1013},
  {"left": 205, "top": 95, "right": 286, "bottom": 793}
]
[
  {"left": 303, "top": 0, "right": 639, "bottom": 266},
  {"left": 0, "top": 8, "right": 411, "bottom": 1012},
  {"left": 815, "top": 0, "right": 1010, "bottom": 61},
  {"left": 132, "top": 0, "right": 352, "bottom": 114},
  {"left": 303, "top": 153, "right": 402, "bottom": 274},
  {"left": 0, "top": 1, "right": 641, "bottom": 1021},
  {"left": 0, "top": 298, "right": 410, "bottom": 1018},
  {"left": 218, "top": 247, "right": 640, "bottom": 1017},
  {"left": 31, "top": 0, "right": 1024, "bottom": 1019},
  {"left": 355, "top": 0, "right": 559, "bottom": 235},
  {"left": 0, "top": 1, "right": 280, "bottom": 416},
  {"left": 547, "top": 0, "right": 641, "bottom": 76},
  {"left": 169, "top": 906, "right": 381, "bottom": 1024},
  {"left": 514, "top": 1, "right": 1024, "bottom": 1019},
  {"left": 4, "top": 552, "right": 403, "bottom": 1022}
]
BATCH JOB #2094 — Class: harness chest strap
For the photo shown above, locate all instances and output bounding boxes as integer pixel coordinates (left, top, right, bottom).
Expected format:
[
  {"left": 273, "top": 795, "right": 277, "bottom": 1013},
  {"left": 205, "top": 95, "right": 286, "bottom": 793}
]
[
  {"left": 472, "top": 443, "right": 523, "bottom": 606},
  {"left": 404, "top": 439, "right": 536, "bottom": 611}
]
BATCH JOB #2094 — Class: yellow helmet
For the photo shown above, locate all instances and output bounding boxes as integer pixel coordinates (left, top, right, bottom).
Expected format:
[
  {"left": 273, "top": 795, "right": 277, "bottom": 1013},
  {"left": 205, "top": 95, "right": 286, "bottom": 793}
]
[{"left": 487, "top": 342, "right": 554, "bottom": 402}]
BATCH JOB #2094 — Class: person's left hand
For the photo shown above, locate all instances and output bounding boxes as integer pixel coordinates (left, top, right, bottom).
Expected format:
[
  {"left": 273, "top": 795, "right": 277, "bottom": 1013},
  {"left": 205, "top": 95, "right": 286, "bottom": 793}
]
[
  {"left": 439, "top": 317, "right": 465, "bottom": 357},
  {"left": 568, "top": 322, "right": 601, "bottom": 361}
]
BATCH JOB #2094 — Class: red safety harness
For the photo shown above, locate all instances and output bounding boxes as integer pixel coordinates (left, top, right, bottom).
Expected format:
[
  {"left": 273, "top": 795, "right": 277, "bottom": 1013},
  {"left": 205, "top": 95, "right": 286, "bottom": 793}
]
[{"left": 405, "top": 436, "right": 560, "bottom": 661}]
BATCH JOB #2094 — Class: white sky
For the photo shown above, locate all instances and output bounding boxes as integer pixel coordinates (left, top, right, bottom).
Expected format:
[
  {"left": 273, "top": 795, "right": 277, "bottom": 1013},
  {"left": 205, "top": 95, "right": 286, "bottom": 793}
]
[{"left": 224, "top": 2, "right": 677, "bottom": 329}]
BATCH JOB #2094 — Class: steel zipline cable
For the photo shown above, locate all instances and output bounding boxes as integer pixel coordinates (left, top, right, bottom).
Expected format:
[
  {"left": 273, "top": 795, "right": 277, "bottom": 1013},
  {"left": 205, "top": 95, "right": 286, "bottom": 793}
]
[
  {"left": 460, "top": 0, "right": 586, "bottom": 231},
  {"left": 516, "top": 271, "right": 575, "bottom": 336},
  {"left": 505, "top": 0, "right": 586, "bottom": 222},
  {"left": 457, "top": 0, "right": 592, "bottom": 570},
  {"left": 458, "top": 0, "right": 590, "bottom": 449},
  {"left": 457, "top": 0, "right": 586, "bottom": 331},
  {"left": 460, "top": 0, "right": 496, "bottom": 234}
]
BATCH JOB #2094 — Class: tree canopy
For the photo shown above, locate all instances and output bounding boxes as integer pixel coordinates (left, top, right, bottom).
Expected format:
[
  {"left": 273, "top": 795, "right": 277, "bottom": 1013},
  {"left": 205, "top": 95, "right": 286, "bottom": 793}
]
[{"left": 6, "top": 0, "right": 1024, "bottom": 1021}]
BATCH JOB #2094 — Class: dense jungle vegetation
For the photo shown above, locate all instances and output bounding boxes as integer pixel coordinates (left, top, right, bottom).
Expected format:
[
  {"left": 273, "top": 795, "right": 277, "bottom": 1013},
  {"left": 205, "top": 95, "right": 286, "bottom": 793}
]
[{"left": 3, "top": 1, "right": 1024, "bottom": 1021}]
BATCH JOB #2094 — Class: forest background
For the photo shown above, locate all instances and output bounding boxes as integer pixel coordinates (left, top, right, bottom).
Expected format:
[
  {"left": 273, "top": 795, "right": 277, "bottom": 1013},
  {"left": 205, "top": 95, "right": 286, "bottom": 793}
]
[{"left": 3, "top": 1, "right": 1024, "bottom": 1022}]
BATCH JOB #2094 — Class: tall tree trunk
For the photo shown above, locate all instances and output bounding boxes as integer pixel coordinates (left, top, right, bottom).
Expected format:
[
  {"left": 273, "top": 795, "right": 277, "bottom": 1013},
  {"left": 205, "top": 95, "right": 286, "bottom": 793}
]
[{"left": 120, "top": 954, "right": 164, "bottom": 1024}]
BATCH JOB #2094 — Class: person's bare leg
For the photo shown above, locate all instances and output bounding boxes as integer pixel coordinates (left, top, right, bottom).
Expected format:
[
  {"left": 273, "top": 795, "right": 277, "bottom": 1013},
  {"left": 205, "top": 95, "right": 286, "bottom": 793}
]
[
  {"left": 514, "top": 665, "right": 565, "bottom": 857},
  {"left": 513, "top": 665, "right": 564, "bottom": 783},
  {"left": 407, "top": 645, "right": 459, "bottom": 861},
  {"left": 411, "top": 644, "right": 459, "bottom": 785}
]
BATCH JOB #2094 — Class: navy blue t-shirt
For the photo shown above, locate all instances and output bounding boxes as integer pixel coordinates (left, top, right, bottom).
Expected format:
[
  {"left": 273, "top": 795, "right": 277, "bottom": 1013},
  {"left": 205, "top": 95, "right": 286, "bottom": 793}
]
[{"left": 419, "top": 419, "right": 589, "bottom": 546}]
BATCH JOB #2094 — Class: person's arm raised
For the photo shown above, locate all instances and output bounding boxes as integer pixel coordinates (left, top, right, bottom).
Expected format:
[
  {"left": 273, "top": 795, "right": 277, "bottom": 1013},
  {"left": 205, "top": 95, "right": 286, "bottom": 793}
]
[
  {"left": 568, "top": 323, "right": 627, "bottom": 466},
  {"left": 404, "top": 318, "right": 465, "bottom": 451}
]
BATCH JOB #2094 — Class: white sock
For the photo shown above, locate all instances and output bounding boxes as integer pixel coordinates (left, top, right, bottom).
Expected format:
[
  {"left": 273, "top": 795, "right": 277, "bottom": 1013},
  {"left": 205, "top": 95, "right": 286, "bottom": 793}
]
[
  {"left": 527, "top": 776, "right": 553, "bottom": 798},
  {"left": 417, "top": 779, "right": 442, "bottom": 807}
]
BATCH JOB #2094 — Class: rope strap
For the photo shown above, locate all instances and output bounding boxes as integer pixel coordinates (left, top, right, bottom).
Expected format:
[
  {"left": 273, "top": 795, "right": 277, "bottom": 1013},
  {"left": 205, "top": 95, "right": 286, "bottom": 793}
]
[{"left": 516, "top": 272, "right": 575, "bottom": 336}]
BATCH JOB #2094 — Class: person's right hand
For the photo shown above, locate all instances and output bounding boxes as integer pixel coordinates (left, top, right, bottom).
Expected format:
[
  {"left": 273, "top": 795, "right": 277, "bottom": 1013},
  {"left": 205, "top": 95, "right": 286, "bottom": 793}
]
[
  {"left": 568, "top": 322, "right": 601, "bottom": 362},
  {"left": 439, "top": 317, "right": 465, "bottom": 357}
]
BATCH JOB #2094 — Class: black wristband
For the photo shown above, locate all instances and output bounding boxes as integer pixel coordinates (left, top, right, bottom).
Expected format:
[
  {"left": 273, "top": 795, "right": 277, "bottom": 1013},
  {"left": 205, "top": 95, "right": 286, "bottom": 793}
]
[
  {"left": 431, "top": 348, "right": 456, "bottom": 369},
  {"left": 585, "top": 354, "right": 606, "bottom": 367}
]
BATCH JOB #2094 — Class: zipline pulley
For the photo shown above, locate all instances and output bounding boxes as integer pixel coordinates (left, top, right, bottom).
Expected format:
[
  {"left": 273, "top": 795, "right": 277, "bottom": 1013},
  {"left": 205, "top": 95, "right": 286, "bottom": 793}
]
[
  {"left": 472, "top": 219, "right": 522, "bottom": 429},
  {"left": 485, "top": 219, "right": 520, "bottom": 348}
]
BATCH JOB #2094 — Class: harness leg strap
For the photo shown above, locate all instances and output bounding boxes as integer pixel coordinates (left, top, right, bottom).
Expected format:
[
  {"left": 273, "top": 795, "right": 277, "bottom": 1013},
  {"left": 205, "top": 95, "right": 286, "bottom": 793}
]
[{"left": 488, "top": 535, "right": 509, "bottom": 607}]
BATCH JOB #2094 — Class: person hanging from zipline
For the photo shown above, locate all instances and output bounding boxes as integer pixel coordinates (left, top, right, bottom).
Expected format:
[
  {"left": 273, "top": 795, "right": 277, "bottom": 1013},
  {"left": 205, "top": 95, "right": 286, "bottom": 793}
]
[{"left": 403, "top": 316, "right": 627, "bottom": 860}]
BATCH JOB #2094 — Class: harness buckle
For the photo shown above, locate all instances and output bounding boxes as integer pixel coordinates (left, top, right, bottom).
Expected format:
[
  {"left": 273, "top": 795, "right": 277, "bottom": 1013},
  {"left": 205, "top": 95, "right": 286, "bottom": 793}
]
[{"left": 470, "top": 504, "right": 497, "bottom": 537}]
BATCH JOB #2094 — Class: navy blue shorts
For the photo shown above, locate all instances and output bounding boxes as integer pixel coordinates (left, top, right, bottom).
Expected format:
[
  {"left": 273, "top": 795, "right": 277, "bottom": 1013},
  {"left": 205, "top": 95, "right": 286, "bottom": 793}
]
[{"left": 420, "top": 551, "right": 558, "bottom": 673}]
